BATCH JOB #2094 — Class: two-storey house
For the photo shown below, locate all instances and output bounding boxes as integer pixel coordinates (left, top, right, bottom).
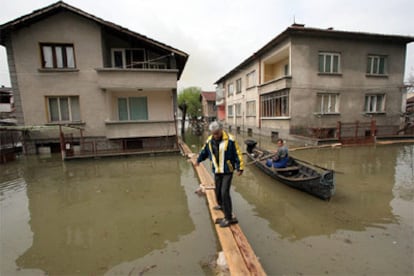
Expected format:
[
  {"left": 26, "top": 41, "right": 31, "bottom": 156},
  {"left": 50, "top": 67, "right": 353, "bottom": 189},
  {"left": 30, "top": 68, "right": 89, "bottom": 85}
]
[
  {"left": 0, "top": 1, "right": 188, "bottom": 157},
  {"left": 200, "top": 91, "right": 216, "bottom": 123},
  {"left": 215, "top": 24, "right": 413, "bottom": 142}
]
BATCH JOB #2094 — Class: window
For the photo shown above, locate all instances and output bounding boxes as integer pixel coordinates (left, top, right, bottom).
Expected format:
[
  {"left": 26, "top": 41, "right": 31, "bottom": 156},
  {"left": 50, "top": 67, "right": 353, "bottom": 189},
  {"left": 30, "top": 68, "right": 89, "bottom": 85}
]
[
  {"left": 47, "top": 96, "right": 80, "bottom": 122},
  {"left": 246, "top": 70, "right": 256, "bottom": 88},
  {"left": 111, "top": 48, "right": 146, "bottom": 69},
  {"left": 235, "top": 103, "right": 242, "bottom": 116},
  {"left": 261, "top": 90, "right": 289, "bottom": 117},
  {"left": 316, "top": 93, "right": 340, "bottom": 114},
  {"left": 41, "top": 44, "right": 75, "bottom": 69},
  {"left": 318, "top": 52, "right": 341, "bottom": 74},
  {"left": 364, "top": 94, "right": 385, "bottom": 113},
  {"left": 284, "top": 64, "right": 289, "bottom": 76},
  {"left": 246, "top": 101, "right": 256, "bottom": 116},
  {"left": 118, "top": 97, "right": 148, "bottom": 120},
  {"left": 367, "top": 55, "right": 387, "bottom": 75},
  {"left": 228, "top": 105, "right": 234, "bottom": 117},
  {"left": 227, "top": 83, "right": 234, "bottom": 96},
  {"left": 236, "top": 78, "right": 242, "bottom": 93}
]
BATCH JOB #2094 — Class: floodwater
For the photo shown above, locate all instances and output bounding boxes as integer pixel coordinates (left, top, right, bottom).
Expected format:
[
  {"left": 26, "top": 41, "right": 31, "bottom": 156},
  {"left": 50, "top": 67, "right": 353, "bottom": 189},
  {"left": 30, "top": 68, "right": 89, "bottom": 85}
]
[{"left": 1, "top": 134, "right": 413, "bottom": 275}]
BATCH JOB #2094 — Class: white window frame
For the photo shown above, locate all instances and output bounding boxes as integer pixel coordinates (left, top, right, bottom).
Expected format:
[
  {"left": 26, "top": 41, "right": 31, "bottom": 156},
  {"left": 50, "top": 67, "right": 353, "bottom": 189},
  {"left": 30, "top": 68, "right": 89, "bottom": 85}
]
[
  {"left": 364, "top": 94, "right": 386, "bottom": 113},
  {"left": 261, "top": 90, "right": 289, "bottom": 118},
  {"left": 111, "top": 48, "right": 146, "bottom": 69},
  {"left": 117, "top": 96, "right": 148, "bottom": 121},
  {"left": 316, "top": 93, "right": 340, "bottom": 114},
  {"left": 246, "top": 100, "right": 256, "bottom": 117},
  {"left": 246, "top": 70, "right": 256, "bottom": 88},
  {"left": 41, "top": 43, "right": 75, "bottom": 69},
  {"left": 47, "top": 96, "right": 80, "bottom": 122},
  {"left": 367, "top": 55, "right": 387, "bottom": 75},
  {"left": 227, "top": 105, "right": 234, "bottom": 117},
  {"left": 227, "top": 83, "right": 234, "bottom": 96},
  {"left": 318, "top": 52, "right": 341, "bottom": 74}
]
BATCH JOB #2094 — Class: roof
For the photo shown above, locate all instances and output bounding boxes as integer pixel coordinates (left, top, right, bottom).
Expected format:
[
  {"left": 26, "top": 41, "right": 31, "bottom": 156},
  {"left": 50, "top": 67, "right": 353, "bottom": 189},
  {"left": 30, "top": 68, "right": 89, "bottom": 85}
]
[
  {"left": 0, "top": 86, "right": 12, "bottom": 94},
  {"left": 201, "top": 91, "right": 216, "bottom": 102},
  {"left": 215, "top": 24, "right": 414, "bottom": 84},
  {"left": 0, "top": 1, "right": 189, "bottom": 79}
]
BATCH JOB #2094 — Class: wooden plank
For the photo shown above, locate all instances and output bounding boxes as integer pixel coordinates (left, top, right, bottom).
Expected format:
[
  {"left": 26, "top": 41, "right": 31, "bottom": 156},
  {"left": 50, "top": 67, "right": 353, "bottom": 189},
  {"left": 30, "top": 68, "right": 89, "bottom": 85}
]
[{"left": 179, "top": 139, "right": 267, "bottom": 276}]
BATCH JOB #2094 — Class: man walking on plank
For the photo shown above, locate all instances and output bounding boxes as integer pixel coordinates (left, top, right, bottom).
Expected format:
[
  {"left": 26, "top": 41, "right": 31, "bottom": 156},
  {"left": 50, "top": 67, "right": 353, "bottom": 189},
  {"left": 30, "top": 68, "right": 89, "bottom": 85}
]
[{"left": 196, "top": 121, "right": 244, "bottom": 227}]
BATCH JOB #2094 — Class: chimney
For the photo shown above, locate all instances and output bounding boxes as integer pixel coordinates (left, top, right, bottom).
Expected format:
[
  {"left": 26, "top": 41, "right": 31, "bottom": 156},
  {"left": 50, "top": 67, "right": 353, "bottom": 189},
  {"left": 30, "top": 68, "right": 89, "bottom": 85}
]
[{"left": 291, "top": 23, "right": 305, "bottom": 28}]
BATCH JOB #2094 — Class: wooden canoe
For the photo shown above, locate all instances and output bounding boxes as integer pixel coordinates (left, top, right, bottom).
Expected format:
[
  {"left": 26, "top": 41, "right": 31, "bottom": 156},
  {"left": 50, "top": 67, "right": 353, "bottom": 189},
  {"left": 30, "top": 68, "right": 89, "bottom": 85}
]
[{"left": 245, "top": 140, "right": 335, "bottom": 200}]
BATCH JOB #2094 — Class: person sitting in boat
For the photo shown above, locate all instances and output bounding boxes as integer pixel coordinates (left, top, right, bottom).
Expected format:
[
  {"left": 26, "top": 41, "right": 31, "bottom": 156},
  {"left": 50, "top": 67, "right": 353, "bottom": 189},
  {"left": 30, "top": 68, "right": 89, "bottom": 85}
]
[{"left": 266, "top": 139, "right": 289, "bottom": 168}]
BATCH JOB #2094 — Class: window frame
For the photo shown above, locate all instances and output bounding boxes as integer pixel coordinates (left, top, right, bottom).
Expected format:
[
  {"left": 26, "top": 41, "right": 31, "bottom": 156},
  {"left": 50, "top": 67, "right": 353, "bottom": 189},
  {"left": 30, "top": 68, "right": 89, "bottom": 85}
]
[
  {"left": 260, "top": 90, "right": 290, "bottom": 118},
  {"left": 236, "top": 78, "right": 242, "bottom": 94},
  {"left": 227, "top": 83, "right": 234, "bottom": 97},
  {"left": 46, "top": 96, "right": 80, "bottom": 122},
  {"left": 246, "top": 70, "right": 256, "bottom": 89},
  {"left": 364, "top": 94, "right": 386, "bottom": 114},
  {"left": 318, "top": 52, "right": 341, "bottom": 74},
  {"left": 111, "top": 48, "right": 146, "bottom": 69},
  {"left": 117, "top": 96, "right": 148, "bottom": 121},
  {"left": 235, "top": 103, "right": 242, "bottom": 117},
  {"left": 246, "top": 100, "right": 256, "bottom": 117},
  {"left": 40, "top": 43, "right": 76, "bottom": 69},
  {"left": 227, "top": 105, "right": 234, "bottom": 117},
  {"left": 316, "top": 93, "right": 340, "bottom": 115},
  {"left": 366, "top": 55, "right": 387, "bottom": 76}
]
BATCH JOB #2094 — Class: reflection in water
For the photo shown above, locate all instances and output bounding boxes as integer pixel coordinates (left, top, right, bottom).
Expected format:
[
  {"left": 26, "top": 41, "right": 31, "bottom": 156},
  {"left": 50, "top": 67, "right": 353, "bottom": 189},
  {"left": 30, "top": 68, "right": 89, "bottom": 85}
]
[
  {"left": 1, "top": 155, "right": 198, "bottom": 275},
  {"left": 237, "top": 145, "right": 409, "bottom": 240}
]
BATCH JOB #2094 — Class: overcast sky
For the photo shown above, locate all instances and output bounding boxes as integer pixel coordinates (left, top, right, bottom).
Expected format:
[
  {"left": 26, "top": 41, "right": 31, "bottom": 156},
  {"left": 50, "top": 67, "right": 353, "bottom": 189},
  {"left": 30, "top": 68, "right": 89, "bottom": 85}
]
[{"left": 1, "top": 0, "right": 413, "bottom": 91}]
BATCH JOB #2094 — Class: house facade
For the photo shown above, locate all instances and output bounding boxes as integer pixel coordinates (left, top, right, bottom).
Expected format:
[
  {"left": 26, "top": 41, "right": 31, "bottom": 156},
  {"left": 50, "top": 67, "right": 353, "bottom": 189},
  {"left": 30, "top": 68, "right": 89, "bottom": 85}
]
[
  {"left": 215, "top": 24, "right": 413, "bottom": 141},
  {"left": 200, "top": 91, "right": 216, "bottom": 122},
  {"left": 0, "top": 1, "right": 188, "bottom": 156}
]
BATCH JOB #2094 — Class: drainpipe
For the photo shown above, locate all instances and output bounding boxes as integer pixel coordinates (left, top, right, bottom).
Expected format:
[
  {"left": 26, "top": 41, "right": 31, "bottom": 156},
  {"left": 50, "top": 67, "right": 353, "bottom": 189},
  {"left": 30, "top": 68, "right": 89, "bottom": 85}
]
[{"left": 258, "top": 55, "right": 262, "bottom": 129}]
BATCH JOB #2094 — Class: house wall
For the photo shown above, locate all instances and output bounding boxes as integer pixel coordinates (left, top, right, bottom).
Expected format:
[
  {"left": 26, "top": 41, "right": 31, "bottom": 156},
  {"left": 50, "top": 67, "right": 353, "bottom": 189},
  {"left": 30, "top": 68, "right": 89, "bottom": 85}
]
[
  {"left": 290, "top": 35, "right": 406, "bottom": 131},
  {"left": 10, "top": 11, "right": 105, "bottom": 136},
  {"left": 8, "top": 10, "right": 179, "bottom": 146}
]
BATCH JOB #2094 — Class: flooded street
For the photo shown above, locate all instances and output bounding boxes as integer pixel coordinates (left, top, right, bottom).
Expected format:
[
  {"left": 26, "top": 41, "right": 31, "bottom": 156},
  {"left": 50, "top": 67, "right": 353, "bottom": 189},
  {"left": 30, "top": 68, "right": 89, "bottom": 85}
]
[{"left": 1, "top": 135, "right": 413, "bottom": 275}]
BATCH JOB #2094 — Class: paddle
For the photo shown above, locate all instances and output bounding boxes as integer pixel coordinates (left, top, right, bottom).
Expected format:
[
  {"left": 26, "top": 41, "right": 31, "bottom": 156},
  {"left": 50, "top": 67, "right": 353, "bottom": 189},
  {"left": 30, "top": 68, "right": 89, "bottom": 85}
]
[
  {"left": 292, "top": 156, "right": 344, "bottom": 174},
  {"left": 245, "top": 152, "right": 276, "bottom": 166}
]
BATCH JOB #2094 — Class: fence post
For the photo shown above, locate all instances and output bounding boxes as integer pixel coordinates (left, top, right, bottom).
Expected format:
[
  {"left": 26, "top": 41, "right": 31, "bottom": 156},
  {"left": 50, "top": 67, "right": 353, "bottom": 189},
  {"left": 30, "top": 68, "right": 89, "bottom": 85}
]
[{"left": 336, "top": 121, "right": 342, "bottom": 140}]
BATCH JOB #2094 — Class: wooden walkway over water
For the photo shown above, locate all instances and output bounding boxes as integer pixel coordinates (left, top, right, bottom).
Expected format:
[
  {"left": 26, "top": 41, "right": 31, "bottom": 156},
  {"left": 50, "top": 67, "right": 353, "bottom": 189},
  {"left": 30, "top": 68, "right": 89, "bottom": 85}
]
[{"left": 179, "top": 140, "right": 266, "bottom": 276}]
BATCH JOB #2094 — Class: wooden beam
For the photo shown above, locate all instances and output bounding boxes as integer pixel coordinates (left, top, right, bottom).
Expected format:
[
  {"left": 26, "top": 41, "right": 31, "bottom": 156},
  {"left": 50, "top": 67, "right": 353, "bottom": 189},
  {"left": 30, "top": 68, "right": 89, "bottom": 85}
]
[{"left": 179, "top": 139, "right": 266, "bottom": 275}]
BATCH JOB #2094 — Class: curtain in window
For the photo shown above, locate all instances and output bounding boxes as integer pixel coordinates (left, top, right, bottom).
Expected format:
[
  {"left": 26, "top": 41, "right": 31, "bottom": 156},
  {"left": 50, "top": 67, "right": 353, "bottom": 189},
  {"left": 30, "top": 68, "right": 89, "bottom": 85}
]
[
  {"left": 42, "top": 46, "right": 53, "bottom": 68},
  {"left": 66, "top": 47, "right": 75, "bottom": 68}
]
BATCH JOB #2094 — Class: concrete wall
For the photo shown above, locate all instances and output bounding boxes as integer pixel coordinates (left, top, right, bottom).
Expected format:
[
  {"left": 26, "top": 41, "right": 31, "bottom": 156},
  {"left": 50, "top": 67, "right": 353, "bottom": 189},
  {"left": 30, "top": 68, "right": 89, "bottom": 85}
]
[{"left": 290, "top": 35, "right": 406, "bottom": 130}]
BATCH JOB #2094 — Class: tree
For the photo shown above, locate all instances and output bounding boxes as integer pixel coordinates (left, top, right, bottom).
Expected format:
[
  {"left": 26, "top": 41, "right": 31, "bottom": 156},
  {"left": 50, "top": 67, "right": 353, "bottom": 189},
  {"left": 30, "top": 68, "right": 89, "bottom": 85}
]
[{"left": 178, "top": 87, "right": 202, "bottom": 132}]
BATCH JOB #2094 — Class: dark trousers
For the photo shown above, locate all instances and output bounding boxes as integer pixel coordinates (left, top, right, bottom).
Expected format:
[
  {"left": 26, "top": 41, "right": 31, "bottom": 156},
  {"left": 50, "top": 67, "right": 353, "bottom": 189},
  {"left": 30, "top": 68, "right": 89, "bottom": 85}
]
[{"left": 214, "top": 173, "right": 233, "bottom": 220}]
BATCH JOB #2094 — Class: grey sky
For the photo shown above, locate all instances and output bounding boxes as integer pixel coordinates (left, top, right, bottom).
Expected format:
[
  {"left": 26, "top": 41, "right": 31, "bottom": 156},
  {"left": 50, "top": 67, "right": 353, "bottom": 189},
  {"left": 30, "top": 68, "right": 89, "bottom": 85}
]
[{"left": 1, "top": 0, "right": 413, "bottom": 91}]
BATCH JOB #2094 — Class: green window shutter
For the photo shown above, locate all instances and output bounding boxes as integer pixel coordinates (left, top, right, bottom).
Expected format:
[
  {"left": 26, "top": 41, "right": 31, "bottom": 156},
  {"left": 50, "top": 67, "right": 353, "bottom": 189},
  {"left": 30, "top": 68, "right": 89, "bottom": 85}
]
[
  {"left": 118, "top": 98, "right": 128, "bottom": 120},
  {"left": 129, "top": 97, "right": 148, "bottom": 120}
]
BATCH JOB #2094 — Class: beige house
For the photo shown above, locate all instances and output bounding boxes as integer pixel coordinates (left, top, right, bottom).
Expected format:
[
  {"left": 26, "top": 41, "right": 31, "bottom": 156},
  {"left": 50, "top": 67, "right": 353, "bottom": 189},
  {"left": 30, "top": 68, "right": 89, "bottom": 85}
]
[
  {"left": 215, "top": 24, "right": 414, "bottom": 142},
  {"left": 0, "top": 1, "right": 188, "bottom": 156},
  {"left": 200, "top": 91, "right": 216, "bottom": 122}
]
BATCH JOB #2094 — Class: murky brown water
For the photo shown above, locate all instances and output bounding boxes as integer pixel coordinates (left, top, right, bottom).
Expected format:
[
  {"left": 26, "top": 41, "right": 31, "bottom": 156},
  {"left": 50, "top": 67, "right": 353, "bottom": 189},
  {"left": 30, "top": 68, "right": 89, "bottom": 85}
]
[
  {"left": 0, "top": 155, "right": 217, "bottom": 275},
  {"left": 1, "top": 134, "right": 413, "bottom": 275}
]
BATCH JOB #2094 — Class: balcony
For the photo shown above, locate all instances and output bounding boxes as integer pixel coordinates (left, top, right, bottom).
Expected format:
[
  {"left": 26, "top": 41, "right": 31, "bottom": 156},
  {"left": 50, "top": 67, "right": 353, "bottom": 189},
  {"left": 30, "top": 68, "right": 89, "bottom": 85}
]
[
  {"left": 258, "top": 76, "right": 292, "bottom": 95},
  {"left": 104, "top": 120, "right": 176, "bottom": 139},
  {"left": 95, "top": 68, "right": 179, "bottom": 90}
]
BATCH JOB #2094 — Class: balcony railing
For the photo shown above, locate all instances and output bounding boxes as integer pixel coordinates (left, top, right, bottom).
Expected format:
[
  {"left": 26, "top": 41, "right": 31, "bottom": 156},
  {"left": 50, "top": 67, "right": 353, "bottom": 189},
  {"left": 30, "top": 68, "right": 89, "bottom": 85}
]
[
  {"left": 104, "top": 120, "right": 176, "bottom": 139},
  {"left": 95, "top": 68, "right": 179, "bottom": 90},
  {"left": 258, "top": 76, "right": 292, "bottom": 95}
]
